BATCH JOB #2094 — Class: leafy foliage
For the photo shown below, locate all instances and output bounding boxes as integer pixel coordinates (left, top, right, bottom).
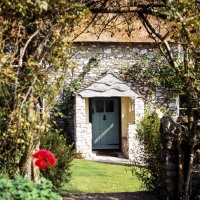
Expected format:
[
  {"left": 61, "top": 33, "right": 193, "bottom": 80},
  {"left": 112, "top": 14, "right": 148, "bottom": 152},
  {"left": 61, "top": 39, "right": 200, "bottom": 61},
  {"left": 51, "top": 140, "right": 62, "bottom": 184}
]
[
  {"left": 121, "top": 55, "right": 184, "bottom": 102},
  {"left": 0, "top": 0, "right": 90, "bottom": 177},
  {"left": 134, "top": 110, "right": 161, "bottom": 196},
  {"left": 55, "top": 56, "right": 100, "bottom": 145},
  {"left": 0, "top": 174, "right": 62, "bottom": 200},
  {"left": 135, "top": 2, "right": 200, "bottom": 199},
  {"left": 40, "top": 129, "right": 74, "bottom": 191}
]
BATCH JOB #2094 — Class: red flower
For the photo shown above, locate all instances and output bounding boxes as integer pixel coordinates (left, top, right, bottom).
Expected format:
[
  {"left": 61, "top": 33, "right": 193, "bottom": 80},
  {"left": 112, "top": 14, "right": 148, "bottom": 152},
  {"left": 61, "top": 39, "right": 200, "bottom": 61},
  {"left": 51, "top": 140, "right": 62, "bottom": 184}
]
[
  {"left": 45, "top": 153, "right": 57, "bottom": 166},
  {"left": 34, "top": 159, "right": 48, "bottom": 169},
  {"left": 32, "top": 149, "right": 57, "bottom": 169}
]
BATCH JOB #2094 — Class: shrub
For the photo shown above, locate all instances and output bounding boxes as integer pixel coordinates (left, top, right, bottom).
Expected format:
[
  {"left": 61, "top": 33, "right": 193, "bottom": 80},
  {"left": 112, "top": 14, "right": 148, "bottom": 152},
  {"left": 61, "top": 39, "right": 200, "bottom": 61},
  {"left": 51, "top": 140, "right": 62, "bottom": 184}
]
[
  {"left": 0, "top": 174, "right": 62, "bottom": 200},
  {"left": 40, "top": 129, "right": 74, "bottom": 192},
  {"left": 134, "top": 110, "right": 161, "bottom": 196}
]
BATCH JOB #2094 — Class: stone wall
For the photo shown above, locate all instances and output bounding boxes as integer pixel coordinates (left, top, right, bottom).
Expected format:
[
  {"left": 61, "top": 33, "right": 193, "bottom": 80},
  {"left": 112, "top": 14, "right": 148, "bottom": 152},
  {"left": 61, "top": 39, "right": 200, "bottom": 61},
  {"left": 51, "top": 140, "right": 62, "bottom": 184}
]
[
  {"left": 127, "top": 97, "right": 145, "bottom": 163},
  {"left": 128, "top": 124, "right": 144, "bottom": 164},
  {"left": 66, "top": 42, "right": 178, "bottom": 161},
  {"left": 69, "top": 42, "right": 160, "bottom": 92},
  {"left": 69, "top": 42, "right": 179, "bottom": 112},
  {"left": 75, "top": 95, "right": 92, "bottom": 159}
]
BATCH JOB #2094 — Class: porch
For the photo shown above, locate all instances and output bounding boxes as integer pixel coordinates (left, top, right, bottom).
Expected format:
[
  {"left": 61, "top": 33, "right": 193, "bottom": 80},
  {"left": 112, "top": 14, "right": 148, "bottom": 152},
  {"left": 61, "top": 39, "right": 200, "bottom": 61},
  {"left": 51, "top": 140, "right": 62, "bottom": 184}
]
[{"left": 74, "top": 73, "right": 144, "bottom": 163}]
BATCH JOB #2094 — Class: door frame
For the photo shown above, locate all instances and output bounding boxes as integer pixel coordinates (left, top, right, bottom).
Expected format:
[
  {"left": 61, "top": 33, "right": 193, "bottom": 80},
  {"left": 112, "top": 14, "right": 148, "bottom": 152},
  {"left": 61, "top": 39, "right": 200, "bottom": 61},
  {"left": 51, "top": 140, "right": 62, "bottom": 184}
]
[{"left": 89, "top": 97, "right": 121, "bottom": 151}]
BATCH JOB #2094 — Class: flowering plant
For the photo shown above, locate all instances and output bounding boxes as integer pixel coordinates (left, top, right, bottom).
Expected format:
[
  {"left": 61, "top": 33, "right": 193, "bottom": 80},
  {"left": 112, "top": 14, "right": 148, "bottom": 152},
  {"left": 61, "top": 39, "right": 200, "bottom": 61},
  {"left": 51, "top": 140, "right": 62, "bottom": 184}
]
[{"left": 32, "top": 149, "right": 57, "bottom": 169}]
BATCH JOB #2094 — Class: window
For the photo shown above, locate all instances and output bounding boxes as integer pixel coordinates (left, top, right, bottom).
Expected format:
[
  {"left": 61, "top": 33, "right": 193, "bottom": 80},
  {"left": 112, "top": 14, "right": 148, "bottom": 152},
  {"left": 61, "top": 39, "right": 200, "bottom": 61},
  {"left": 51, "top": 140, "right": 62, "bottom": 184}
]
[
  {"left": 96, "top": 100, "right": 104, "bottom": 112},
  {"left": 179, "top": 94, "right": 187, "bottom": 116},
  {"left": 105, "top": 100, "right": 114, "bottom": 112},
  {"left": 178, "top": 94, "right": 199, "bottom": 119}
]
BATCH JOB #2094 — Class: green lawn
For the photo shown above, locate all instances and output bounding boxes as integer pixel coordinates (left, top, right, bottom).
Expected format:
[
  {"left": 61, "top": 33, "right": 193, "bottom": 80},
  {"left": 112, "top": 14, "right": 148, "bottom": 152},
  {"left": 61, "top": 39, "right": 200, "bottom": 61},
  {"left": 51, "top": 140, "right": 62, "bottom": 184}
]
[{"left": 62, "top": 159, "right": 145, "bottom": 194}]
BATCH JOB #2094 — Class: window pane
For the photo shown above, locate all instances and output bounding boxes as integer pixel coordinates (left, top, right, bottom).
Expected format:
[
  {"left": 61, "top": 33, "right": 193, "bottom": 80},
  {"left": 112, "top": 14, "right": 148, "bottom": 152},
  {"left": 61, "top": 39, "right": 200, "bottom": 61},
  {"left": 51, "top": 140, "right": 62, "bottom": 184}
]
[
  {"left": 106, "top": 100, "right": 114, "bottom": 112},
  {"left": 96, "top": 100, "right": 104, "bottom": 112}
]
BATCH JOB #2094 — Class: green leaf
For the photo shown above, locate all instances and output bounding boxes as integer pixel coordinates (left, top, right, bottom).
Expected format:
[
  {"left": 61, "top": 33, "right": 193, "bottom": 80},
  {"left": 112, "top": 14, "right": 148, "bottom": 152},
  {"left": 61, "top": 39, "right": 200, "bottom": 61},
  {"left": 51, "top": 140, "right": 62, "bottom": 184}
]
[
  {"left": 1, "top": 57, "right": 7, "bottom": 64},
  {"left": 39, "top": 1, "right": 48, "bottom": 11}
]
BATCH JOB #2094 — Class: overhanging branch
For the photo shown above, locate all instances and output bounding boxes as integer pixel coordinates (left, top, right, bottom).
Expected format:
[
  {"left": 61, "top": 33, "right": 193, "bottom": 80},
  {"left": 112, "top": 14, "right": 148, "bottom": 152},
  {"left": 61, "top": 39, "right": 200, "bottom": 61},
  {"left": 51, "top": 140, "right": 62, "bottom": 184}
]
[{"left": 137, "top": 11, "right": 181, "bottom": 75}]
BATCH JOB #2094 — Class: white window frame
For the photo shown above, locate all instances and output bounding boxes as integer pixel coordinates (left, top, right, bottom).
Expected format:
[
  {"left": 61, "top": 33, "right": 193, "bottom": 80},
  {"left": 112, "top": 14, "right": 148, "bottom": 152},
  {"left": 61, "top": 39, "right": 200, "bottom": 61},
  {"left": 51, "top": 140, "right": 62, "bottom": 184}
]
[{"left": 177, "top": 94, "right": 199, "bottom": 118}]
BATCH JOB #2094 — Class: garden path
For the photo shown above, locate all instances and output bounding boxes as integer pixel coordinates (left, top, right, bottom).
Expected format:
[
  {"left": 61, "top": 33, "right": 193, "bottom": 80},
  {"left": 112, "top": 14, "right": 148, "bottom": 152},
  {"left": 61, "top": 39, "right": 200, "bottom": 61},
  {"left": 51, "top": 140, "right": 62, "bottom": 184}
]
[{"left": 63, "top": 191, "right": 158, "bottom": 200}]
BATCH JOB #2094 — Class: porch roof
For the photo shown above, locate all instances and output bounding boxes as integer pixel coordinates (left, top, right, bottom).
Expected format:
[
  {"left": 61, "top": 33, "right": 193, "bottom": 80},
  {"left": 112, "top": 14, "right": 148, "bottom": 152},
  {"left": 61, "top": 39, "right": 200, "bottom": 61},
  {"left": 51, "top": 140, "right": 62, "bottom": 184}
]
[{"left": 78, "top": 73, "right": 141, "bottom": 98}]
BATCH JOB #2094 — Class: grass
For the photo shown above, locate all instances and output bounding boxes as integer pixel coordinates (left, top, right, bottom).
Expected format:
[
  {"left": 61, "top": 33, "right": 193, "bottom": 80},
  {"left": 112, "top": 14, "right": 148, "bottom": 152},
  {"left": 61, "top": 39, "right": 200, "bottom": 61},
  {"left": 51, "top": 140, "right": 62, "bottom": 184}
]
[{"left": 62, "top": 159, "right": 145, "bottom": 194}]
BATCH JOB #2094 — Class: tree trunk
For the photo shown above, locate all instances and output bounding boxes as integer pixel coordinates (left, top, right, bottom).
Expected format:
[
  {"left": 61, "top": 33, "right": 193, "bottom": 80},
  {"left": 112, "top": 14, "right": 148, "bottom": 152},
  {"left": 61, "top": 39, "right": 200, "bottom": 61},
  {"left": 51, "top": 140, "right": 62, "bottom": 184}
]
[
  {"left": 177, "top": 126, "right": 184, "bottom": 200},
  {"left": 183, "top": 47, "right": 196, "bottom": 200},
  {"left": 184, "top": 134, "right": 196, "bottom": 200}
]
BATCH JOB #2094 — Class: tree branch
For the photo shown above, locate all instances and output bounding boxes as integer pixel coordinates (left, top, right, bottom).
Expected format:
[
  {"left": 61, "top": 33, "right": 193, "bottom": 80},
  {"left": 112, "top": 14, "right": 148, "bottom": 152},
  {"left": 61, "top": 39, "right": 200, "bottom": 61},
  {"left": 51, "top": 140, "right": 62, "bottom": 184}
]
[
  {"left": 19, "top": 76, "right": 37, "bottom": 116},
  {"left": 18, "top": 30, "right": 39, "bottom": 67},
  {"left": 137, "top": 11, "right": 164, "bottom": 40},
  {"left": 72, "top": 13, "right": 99, "bottom": 41},
  {"left": 13, "top": 30, "right": 39, "bottom": 113},
  {"left": 137, "top": 11, "right": 181, "bottom": 75}
]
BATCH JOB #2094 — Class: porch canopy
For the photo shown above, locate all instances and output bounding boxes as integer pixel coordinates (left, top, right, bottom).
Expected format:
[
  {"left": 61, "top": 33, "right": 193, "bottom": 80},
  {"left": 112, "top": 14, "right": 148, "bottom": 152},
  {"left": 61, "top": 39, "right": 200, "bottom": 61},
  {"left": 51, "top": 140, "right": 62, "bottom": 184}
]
[{"left": 79, "top": 73, "right": 140, "bottom": 98}]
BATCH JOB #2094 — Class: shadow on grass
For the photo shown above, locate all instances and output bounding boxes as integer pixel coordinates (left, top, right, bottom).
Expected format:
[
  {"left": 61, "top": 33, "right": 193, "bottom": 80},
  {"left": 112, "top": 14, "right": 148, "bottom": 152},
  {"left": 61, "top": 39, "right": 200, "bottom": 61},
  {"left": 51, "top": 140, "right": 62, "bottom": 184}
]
[
  {"left": 62, "top": 191, "right": 158, "bottom": 200},
  {"left": 61, "top": 187, "right": 81, "bottom": 195}
]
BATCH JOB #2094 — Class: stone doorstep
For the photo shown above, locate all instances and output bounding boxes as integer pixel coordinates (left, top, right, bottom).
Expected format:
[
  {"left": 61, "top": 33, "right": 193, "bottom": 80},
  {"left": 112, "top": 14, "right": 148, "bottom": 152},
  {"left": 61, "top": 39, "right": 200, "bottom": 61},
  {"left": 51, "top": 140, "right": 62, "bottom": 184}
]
[{"left": 89, "top": 151, "right": 132, "bottom": 165}]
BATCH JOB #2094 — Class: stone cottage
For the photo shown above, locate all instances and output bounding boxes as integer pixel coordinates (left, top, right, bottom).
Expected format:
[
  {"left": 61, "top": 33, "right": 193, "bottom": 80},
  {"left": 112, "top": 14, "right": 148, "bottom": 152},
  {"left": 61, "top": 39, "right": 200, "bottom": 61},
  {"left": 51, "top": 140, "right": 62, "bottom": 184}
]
[{"left": 66, "top": 18, "right": 179, "bottom": 163}]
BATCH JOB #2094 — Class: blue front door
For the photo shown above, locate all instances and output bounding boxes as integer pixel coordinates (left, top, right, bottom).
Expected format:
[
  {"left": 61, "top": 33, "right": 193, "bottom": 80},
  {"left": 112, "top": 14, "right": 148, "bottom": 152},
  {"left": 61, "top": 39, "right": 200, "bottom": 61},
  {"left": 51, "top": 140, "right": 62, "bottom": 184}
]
[{"left": 91, "top": 98, "right": 120, "bottom": 150}]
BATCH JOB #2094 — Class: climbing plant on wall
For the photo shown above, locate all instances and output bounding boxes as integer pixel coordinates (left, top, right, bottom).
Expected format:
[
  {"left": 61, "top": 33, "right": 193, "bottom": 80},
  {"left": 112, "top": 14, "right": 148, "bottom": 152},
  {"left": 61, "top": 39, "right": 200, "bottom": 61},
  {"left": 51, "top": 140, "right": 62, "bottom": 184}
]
[{"left": 54, "top": 56, "right": 100, "bottom": 145}]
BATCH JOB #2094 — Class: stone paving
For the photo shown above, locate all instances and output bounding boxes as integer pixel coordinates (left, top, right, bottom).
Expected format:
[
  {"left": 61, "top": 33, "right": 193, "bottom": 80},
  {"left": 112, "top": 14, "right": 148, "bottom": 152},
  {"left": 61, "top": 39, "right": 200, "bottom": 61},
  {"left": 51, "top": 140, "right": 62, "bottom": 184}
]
[{"left": 90, "top": 151, "right": 132, "bottom": 165}]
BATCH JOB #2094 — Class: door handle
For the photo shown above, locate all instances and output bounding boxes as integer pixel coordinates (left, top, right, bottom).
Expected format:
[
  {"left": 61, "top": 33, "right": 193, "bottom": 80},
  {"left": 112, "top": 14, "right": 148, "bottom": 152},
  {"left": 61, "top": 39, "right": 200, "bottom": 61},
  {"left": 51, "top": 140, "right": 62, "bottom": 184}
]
[{"left": 103, "top": 114, "right": 106, "bottom": 120}]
